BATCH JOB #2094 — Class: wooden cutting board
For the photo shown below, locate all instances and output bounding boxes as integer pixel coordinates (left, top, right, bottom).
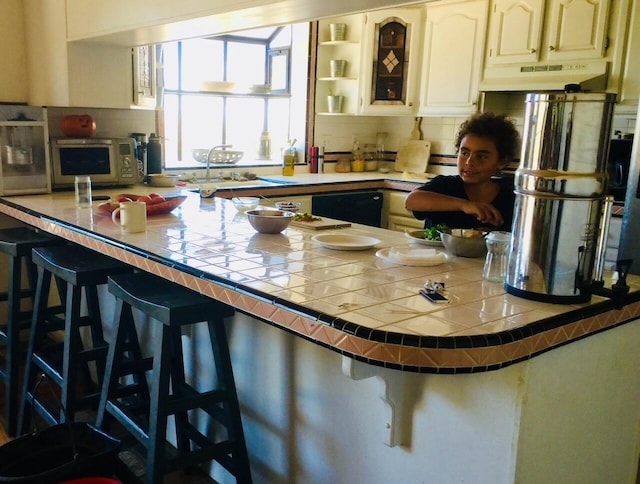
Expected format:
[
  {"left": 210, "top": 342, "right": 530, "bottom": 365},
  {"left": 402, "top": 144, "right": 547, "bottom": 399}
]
[
  {"left": 290, "top": 216, "right": 351, "bottom": 230},
  {"left": 395, "top": 117, "right": 431, "bottom": 174}
]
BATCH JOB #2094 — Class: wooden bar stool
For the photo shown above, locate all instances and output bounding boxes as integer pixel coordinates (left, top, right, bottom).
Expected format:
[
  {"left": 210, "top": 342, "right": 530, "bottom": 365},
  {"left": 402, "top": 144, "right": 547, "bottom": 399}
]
[
  {"left": 0, "top": 227, "right": 61, "bottom": 436},
  {"left": 18, "top": 245, "right": 132, "bottom": 435},
  {"left": 97, "top": 272, "right": 252, "bottom": 484}
]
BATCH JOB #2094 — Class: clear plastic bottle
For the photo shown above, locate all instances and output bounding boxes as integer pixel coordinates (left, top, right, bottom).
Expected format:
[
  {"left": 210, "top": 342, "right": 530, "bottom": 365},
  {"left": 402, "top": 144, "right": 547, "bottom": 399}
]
[{"left": 258, "top": 131, "right": 271, "bottom": 160}]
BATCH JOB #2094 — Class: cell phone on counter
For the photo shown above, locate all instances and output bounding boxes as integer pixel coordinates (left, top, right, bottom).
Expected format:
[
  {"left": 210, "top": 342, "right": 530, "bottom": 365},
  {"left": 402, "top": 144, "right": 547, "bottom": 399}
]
[{"left": 419, "top": 289, "right": 448, "bottom": 303}]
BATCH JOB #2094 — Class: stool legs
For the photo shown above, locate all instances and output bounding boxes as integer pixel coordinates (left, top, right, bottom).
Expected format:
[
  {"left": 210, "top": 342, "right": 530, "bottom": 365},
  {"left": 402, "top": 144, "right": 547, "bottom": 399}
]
[
  {"left": 19, "top": 265, "right": 110, "bottom": 434},
  {"left": 98, "top": 305, "right": 252, "bottom": 483},
  {"left": 1, "top": 254, "right": 35, "bottom": 436}
]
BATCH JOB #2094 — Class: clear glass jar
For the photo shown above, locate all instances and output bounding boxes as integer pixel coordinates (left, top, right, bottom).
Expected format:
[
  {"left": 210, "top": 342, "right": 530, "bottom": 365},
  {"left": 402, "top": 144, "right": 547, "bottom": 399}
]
[{"left": 482, "top": 231, "right": 512, "bottom": 282}]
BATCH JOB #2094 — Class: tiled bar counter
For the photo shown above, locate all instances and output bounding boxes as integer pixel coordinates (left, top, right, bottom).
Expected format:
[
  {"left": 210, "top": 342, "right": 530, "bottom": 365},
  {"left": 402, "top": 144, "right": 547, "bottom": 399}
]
[{"left": 1, "top": 187, "right": 639, "bottom": 484}]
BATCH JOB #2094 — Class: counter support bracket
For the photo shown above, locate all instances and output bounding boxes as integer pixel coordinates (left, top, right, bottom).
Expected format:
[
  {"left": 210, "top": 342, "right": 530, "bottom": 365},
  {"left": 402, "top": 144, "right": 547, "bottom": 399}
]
[{"left": 341, "top": 356, "right": 407, "bottom": 447}]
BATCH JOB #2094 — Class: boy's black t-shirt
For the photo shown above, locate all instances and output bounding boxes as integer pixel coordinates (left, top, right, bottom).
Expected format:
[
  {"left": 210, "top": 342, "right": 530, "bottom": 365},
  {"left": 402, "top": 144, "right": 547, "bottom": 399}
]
[{"left": 411, "top": 175, "right": 515, "bottom": 230}]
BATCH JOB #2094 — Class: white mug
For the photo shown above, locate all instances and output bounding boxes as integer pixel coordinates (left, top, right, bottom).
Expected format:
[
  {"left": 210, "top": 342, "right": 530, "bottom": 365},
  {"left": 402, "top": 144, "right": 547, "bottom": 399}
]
[{"left": 112, "top": 201, "right": 147, "bottom": 233}]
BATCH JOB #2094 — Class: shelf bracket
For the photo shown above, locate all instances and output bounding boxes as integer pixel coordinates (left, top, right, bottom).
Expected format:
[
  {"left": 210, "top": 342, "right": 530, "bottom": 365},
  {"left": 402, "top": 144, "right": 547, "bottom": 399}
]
[{"left": 341, "top": 356, "right": 409, "bottom": 447}]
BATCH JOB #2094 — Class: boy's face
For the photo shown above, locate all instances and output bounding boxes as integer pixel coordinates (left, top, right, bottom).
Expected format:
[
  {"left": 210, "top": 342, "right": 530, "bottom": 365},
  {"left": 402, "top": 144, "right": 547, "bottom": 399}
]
[{"left": 457, "top": 134, "right": 506, "bottom": 184}]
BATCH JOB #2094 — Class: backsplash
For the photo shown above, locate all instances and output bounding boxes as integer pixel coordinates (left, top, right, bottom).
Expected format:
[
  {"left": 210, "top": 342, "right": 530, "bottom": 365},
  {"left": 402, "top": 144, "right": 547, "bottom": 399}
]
[{"left": 315, "top": 101, "right": 636, "bottom": 162}]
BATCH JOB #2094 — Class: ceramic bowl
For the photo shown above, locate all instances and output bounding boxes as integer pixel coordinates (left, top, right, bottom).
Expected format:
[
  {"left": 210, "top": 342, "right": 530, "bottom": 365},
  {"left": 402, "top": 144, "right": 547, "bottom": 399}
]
[
  {"left": 232, "top": 197, "right": 260, "bottom": 213},
  {"left": 246, "top": 209, "right": 294, "bottom": 234},
  {"left": 275, "top": 201, "right": 302, "bottom": 212},
  {"left": 439, "top": 228, "right": 488, "bottom": 258},
  {"left": 147, "top": 174, "right": 180, "bottom": 187}
]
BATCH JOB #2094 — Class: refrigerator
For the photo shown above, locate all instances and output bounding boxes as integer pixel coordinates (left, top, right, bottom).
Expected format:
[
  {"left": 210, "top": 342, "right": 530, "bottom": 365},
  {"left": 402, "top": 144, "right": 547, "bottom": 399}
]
[{"left": 618, "top": 101, "right": 640, "bottom": 275}]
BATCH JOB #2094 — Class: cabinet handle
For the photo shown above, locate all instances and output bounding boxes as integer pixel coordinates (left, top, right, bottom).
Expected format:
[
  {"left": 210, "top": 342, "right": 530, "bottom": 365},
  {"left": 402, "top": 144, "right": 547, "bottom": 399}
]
[
  {"left": 530, "top": 48, "right": 536, "bottom": 54},
  {"left": 548, "top": 45, "right": 556, "bottom": 51}
]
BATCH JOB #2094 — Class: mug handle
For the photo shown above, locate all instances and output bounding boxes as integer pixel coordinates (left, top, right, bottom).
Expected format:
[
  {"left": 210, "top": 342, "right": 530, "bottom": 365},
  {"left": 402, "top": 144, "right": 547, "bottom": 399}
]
[{"left": 112, "top": 207, "right": 122, "bottom": 225}]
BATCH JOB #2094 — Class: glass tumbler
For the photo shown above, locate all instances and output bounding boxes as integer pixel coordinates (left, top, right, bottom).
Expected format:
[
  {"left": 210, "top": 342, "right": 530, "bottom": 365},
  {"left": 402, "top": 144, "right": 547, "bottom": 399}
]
[
  {"left": 74, "top": 175, "right": 92, "bottom": 208},
  {"left": 482, "top": 231, "right": 511, "bottom": 283}
]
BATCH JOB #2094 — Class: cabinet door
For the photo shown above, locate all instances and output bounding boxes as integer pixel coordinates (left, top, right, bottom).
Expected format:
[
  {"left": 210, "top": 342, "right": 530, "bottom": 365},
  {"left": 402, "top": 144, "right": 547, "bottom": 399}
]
[
  {"left": 486, "top": 0, "right": 545, "bottom": 65},
  {"left": 358, "top": 8, "right": 423, "bottom": 116},
  {"left": 545, "top": 0, "right": 610, "bottom": 61},
  {"left": 387, "top": 214, "right": 424, "bottom": 232},
  {"left": 418, "top": 0, "right": 489, "bottom": 117}
]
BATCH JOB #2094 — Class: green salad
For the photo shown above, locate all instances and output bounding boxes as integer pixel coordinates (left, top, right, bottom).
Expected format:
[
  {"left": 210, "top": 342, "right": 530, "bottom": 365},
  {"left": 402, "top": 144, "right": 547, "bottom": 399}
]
[{"left": 423, "top": 224, "right": 449, "bottom": 241}]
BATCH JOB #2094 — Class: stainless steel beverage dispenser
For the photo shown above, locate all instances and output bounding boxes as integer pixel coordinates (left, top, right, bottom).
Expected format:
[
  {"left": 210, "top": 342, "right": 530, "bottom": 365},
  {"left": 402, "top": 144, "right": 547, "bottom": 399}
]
[{"left": 505, "top": 89, "right": 616, "bottom": 303}]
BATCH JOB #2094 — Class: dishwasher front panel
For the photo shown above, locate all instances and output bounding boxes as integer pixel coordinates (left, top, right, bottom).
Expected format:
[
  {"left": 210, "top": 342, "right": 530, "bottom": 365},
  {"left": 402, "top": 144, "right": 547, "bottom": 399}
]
[{"left": 311, "top": 191, "right": 383, "bottom": 227}]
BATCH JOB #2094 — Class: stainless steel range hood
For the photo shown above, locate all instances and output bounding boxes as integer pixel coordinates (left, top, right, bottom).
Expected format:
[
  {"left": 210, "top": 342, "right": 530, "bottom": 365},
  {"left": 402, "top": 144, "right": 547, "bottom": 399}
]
[{"left": 480, "top": 60, "right": 609, "bottom": 92}]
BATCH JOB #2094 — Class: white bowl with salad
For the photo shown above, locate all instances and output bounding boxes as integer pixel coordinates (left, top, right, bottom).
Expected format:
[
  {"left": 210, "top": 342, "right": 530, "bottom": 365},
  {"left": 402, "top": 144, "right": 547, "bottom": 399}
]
[{"left": 404, "top": 224, "right": 448, "bottom": 246}]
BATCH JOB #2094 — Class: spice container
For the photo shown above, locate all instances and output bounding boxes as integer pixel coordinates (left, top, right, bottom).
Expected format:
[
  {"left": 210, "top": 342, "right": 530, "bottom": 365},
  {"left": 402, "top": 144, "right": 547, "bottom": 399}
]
[
  {"left": 364, "top": 144, "right": 378, "bottom": 171},
  {"left": 335, "top": 158, "right": 351, "bottom": 173}
]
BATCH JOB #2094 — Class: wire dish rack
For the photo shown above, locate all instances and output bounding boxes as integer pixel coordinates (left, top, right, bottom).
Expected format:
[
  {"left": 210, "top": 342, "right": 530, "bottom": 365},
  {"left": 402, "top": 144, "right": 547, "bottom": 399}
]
[{"left": 192, "top": 148, "right": 244, "bottom": 165}]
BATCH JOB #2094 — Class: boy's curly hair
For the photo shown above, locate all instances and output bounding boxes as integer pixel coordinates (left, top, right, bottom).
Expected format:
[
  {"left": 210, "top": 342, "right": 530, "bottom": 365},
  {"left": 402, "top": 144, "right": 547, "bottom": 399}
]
[{"left": 454, "top": 112, "right": 520, "bottom": 162}]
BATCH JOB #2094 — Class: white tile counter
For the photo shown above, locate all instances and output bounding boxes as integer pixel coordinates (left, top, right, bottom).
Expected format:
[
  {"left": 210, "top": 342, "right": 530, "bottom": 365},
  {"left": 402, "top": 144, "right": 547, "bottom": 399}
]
[{"left": 1, "top": 187, "right": 638, "bottom": 373}]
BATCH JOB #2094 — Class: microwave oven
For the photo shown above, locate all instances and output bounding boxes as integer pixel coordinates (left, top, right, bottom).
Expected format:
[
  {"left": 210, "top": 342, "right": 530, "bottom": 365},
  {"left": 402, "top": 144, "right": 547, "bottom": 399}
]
[{"left": 50, "top": 137, "right": 142, "bottom": 189}]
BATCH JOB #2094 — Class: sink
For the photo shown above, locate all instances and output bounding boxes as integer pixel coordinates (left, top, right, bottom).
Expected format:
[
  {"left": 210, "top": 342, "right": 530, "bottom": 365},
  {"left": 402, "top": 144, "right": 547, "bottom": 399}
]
[{"left": 182, "top": 179, "right": 278, "bottom": 189}]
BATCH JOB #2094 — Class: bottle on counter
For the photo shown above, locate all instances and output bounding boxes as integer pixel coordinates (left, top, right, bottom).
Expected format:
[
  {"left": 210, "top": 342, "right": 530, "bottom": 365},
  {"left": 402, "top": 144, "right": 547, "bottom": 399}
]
[
  {"left": 146, "top": 133, "right": 162, "bottom": 181},
  {"left": 350, "top": 137, "right": 365, "bottom": 172},
  {"left": 309, "top": 146, "right": 319, "bottom": 174},
  {"left": 258, "top": 131, "right": 271, "bottom": 160},
  {"left": 282, "top": 139, "right": 296, "bottom": 176},
  {"left": 318, "top": 146, "right": 325, "bottom": 173}
]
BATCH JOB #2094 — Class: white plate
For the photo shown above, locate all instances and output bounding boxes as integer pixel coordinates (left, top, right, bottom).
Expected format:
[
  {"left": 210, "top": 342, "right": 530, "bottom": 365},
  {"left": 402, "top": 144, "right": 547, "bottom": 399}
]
[
  {"left": 312, "top": 234, "right": 381, "bottom": 251},
  {"left": 375, "top": 248, "right": 450, "bottom": 266},
  {"left": 404, "top": 230, "right": 444, "bottom": 247}
]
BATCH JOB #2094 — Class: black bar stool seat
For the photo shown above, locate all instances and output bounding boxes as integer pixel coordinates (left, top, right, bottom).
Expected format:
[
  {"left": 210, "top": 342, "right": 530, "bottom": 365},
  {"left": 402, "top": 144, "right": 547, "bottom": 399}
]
[
  {"left": 0, "top": 227, "right": 61, "bottom": 436},
  {"left": 97, "top": 272, "right": 252, "bottom": 484},
  {"left": 18, "top": 245, "right": 132, "bottom": 434}
]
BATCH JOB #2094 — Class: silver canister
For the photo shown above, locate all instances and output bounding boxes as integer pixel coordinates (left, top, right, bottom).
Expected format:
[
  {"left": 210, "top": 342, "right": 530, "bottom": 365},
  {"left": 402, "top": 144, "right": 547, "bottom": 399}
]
[{"left": 505, "top": 91, "right": 616, "bottom": 303}]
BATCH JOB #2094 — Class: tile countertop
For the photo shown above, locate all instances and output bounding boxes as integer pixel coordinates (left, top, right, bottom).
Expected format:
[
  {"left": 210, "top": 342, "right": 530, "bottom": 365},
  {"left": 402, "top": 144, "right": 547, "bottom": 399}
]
[{"left": 1, "top": 187, "right": 638, "bottom": 374}]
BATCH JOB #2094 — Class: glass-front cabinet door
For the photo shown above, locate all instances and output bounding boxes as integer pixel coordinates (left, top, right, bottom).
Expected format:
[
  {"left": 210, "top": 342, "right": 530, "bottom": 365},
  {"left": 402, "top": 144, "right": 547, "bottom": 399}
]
[{"left": 359, "top": 8, "right": 423, "bottom": 116}]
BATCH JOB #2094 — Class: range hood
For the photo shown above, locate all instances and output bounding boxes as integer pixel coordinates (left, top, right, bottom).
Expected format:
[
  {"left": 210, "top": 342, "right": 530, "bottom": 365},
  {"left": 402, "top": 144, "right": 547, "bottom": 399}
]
[{"left": 480, "top": 60, "right": 609, "bottom": 92}]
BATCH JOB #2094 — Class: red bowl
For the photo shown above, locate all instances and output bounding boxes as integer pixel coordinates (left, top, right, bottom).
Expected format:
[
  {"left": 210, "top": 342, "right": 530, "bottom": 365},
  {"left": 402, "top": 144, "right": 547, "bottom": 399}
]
[{"left": 97, "top": 195, "right": 186, "bottom": 216}]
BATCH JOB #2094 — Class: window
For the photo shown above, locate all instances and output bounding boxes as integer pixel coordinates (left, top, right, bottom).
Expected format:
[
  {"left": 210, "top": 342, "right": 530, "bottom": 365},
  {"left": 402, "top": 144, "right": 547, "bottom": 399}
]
[{"left": 161, "top": 24, "right": 309, "bottom": 171}]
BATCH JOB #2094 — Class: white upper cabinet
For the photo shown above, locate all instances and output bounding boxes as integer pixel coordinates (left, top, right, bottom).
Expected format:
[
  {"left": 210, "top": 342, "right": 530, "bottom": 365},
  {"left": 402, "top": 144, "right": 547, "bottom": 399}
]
[
  {"left": 358, "top": 8, "right": 423, "bottom": 116},
  {"left": 485, "top": 0, "right": 545, "bottom": 65},
  {"left": 486, "top": 0, "right": 611, "bottom": 66},
  {"left": 545, "top": 0, "right": 611, "bottom": 61},
  {"left": 418, "top": 0, "right": 489, "bottom": 117}
]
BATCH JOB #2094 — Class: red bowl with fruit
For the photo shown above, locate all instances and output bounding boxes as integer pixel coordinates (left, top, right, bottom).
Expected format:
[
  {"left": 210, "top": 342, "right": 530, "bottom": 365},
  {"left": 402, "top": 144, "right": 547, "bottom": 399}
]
[{"left": 97, "top": 193, "right": 187, "bottom": 216}]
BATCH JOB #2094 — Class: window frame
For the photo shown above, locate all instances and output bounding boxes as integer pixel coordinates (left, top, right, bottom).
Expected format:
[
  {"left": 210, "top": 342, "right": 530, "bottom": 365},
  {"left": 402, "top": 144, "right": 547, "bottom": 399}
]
[{"left": 161, "top": 27, "right": 295, "bottom": 170}]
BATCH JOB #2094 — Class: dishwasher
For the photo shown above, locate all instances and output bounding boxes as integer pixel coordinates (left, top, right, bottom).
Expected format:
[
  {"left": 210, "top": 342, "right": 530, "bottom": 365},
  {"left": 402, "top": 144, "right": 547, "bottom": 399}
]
[{"left": 311, "top": 191, "right": 383, "bottom": 227}]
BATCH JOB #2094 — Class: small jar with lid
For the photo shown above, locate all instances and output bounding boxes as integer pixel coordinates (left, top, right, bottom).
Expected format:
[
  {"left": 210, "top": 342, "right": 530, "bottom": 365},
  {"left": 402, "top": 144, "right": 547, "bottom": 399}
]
[{"left": 350, "top": 140, "right": 365, "bottom": 172}]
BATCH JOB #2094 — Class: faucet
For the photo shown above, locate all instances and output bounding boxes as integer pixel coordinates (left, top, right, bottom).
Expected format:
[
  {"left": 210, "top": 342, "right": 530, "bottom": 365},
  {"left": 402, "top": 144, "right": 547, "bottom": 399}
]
[{"left": 205, "top": 144, "right": 232, "bottom": 181}]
